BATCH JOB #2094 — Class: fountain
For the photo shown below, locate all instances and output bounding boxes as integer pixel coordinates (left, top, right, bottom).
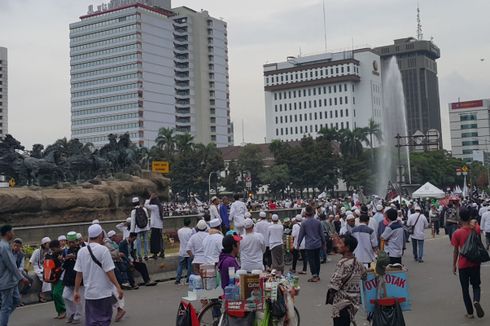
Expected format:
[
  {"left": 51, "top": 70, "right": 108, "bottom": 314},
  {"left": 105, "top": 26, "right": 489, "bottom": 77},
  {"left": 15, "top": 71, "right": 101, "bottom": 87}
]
[{"left": 376, "top": 56, "right": 411, "bottom": 197}]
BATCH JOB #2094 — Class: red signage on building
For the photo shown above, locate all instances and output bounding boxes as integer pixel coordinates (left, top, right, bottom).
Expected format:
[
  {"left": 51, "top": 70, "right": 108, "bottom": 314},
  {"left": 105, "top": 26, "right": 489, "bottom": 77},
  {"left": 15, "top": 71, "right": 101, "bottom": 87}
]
[{"left": 451, "top": 100, "right": 483, "bottom": 110}]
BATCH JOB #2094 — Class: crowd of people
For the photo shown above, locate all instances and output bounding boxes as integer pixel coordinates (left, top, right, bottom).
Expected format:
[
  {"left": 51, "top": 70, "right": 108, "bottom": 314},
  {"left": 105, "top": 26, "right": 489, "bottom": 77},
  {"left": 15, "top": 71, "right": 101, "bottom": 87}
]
[{"left": 1, "top": 191, "right": 490, "bottom": 325}]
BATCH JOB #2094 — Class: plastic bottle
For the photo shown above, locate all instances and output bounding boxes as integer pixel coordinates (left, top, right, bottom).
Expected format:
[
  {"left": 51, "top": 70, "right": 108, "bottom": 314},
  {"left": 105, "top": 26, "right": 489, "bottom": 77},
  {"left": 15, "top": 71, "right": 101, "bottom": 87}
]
[{"left": 189, "top": 274, "right": 202, "bottom": 291}]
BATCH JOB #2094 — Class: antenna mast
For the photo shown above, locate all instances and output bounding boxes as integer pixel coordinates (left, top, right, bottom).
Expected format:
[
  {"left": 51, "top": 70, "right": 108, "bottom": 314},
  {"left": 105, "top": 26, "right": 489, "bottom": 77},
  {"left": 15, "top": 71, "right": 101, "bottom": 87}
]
[
  {"left": 416, "top": 3, "right": 423, "bottom": 40},
  {"left": 322, "top": 0, "right": 327, "bottom": 52}
]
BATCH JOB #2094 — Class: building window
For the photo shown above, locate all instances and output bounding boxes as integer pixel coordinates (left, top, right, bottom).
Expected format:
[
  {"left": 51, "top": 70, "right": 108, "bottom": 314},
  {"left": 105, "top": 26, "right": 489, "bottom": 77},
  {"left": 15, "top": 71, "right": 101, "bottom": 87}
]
[
  {"left": 275, "top": 117, "right": 278, "bottom": 124},
  {"left": 462, "top": 140, "right": 479, "bottom": 146},
  {"left": 339, "top": 97, "right": 343, "bottom": 105},
  {"left": 460, "top": 114, "right": 477, "bottom": 121},
  {"left": 346, "top": 109, "right": 349, "bottom": 117},
  {"left": 346, "top": 121, "right": 349, "bottom": 129},
  {"left": 461, "top": 132, "right": 479, "bottom": 138},
  {"left": 461, "top": 124, "right": 478, "bottom": 130},
  {"left": 295, "top": 126, "right": 298, "bottom": 134},
  {"left": 335, "top": 110, "right": 338, "bottom": 118},
  {"left": 276, "top": 129, "right": 279, "bottom": 136},
  {"left": 340, "top": 110, "right": 343, "bottom": 118},
  {"left": 345, "top": 96, "right": 348, "bottom": 104}
]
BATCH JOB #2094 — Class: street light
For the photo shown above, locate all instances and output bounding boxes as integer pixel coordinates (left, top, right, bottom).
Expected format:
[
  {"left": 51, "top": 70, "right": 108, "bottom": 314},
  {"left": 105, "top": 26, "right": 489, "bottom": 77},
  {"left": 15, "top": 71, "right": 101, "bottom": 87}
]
[{"left": 208, "top": 171, "right": 220, "bottom": 199}]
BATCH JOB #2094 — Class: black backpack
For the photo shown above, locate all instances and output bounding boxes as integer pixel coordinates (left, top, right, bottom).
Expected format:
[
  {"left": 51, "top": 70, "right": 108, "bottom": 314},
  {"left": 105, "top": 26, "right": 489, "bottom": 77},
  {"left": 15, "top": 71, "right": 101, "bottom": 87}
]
[{"left": 135, "top": 207, "right": 148, "bottom": 229}]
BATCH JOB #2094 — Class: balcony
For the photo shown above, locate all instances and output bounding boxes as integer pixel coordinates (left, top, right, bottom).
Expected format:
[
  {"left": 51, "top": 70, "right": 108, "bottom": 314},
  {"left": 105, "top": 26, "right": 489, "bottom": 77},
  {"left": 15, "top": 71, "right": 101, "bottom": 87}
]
[{"left": 176, "top": 107, "right": 191, "bottom": 115}]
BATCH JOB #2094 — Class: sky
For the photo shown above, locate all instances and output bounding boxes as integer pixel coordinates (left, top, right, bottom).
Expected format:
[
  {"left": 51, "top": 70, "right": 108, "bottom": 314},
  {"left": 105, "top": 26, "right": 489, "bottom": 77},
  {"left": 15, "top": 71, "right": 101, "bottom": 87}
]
[{"left": 0, "top": 0, "right": 489, "bottom": 150}]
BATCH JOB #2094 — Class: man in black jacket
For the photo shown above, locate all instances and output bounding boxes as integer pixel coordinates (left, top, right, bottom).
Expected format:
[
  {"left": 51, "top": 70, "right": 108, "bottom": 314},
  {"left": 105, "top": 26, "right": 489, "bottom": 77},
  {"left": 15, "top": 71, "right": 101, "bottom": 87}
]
[
  {"left": 62, "top": 231, "right": 82, "bottom": 324},
  {"left": 119, "top": 233, "right": 157, "bottom": 287}
]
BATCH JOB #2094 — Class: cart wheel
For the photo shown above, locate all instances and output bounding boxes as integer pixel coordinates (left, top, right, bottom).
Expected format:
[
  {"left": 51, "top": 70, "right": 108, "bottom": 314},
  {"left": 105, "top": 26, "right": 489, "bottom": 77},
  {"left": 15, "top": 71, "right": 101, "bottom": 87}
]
[{"left": 198, "top": 300, "right": 224, "bottom": 326}]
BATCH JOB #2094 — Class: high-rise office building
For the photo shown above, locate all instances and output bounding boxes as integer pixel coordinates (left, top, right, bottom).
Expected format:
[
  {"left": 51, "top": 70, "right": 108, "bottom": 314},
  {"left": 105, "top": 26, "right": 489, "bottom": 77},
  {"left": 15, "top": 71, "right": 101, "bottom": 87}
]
[
  {"left": 449, "top": 99, "right": 490, "bottom": 162},
  {"left": 374, "top": 38, "right": 442, "bottom": 145},
  {"left": 0, "top": 47, "right": 7, "bottom": 138},
  {"left": 263, "top": 49, "right": 383, "bottom": 142},
  {"left": 70, "top": 0, "right": 232, "bottom": 147},
  {"left": 171, "top": 7, "right": 232, "bottom": 146}
]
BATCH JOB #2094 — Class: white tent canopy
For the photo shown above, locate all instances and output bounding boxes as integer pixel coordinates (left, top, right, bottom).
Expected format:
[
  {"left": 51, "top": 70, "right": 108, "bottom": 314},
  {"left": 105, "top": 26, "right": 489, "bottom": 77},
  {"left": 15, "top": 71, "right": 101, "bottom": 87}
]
[{"left": 412, "top": 182, "right": 445, "bottom": 199}]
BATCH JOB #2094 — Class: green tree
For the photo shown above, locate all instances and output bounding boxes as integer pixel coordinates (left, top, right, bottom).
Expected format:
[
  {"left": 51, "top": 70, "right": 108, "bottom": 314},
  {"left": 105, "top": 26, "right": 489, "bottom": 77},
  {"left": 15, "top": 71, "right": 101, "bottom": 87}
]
[
  {"left": 174, "top": 133, "right": 194, "bottom": 152},
  {"left": 260, "top": 164, "right": 290, "bottom": 197},
  {"left": 222, "top": 160, "right": 243, "bottom": 193},
  {"left": 237, "top": 144, "right": 264, "bottom": 192},
  {"left": 155, "top": 127, "right": 175, "bottom": 159},
  {"left": 366, "top": 119, "right": 383, "bottom": 162}
]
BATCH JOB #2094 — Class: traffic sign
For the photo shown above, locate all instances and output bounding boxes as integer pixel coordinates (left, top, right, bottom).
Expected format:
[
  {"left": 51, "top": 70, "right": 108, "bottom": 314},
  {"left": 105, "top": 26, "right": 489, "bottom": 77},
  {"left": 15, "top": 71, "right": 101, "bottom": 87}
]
[
  {"left": 151, "top": 161, "right": 170, "bottom": 174},
  {"left": 245, "top": 176, "right": 252, "bottom": 182},
  {"left": 245, "top": 181, "right": 252, "bottom": 189}
]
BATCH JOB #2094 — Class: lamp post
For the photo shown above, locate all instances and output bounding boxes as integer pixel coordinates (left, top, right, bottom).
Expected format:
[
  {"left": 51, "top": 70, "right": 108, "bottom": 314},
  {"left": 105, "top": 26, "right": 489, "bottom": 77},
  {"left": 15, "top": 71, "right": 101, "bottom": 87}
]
[{"left": 208, "top": 171, "right": 220, "bottom": 198}]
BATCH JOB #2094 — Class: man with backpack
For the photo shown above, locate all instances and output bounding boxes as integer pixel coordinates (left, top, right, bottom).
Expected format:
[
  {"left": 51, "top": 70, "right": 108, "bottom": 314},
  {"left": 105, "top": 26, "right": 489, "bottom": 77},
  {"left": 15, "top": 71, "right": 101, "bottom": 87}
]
[
  {"left": 451, "top": 208, "right": 485, "bottom": 319},
  {"left": 62, "top": 231, "right": 83, "bottom": 324},
  {"left": 407, "top": 206, "right": 429, "bottom": 263},
  {"left": 44, "top": 240, "right": 66, "bottom": 319},
  {"left": 145, "top": 193, "right": 165, "bottom": 260},
  {"left": 130, "top": 197, "right": 150, "bottom": 261}
]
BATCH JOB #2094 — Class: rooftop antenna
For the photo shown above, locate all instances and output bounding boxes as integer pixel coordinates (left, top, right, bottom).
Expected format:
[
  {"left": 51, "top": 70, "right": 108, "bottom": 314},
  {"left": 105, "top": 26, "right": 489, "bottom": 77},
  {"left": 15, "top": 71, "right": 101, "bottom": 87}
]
[
  {"left": 322, "top": 0, "right": 328, "bottom": 52},
  {"left": 416, "top": 3, "right": 423, "bottom": 40}
]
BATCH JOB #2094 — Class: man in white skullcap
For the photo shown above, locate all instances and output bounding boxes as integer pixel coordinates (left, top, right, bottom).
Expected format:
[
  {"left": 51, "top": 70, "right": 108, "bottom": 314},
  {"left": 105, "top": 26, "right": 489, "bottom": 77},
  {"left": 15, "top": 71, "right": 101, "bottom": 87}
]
[
  {"left": 340, "top": 215, "right": 356, "bottom": 235},
  {"left": 202, "top": 218, "right": 224, "bottom": 264},
  {"left": 58, "top": 235, "right": 67, "bottom": 249},
  {"left": 186, "top": 220, "right": 210, "bottom": 273},
  {"left": 240, "top": 218, "right": 266, "bottom": 272},
  {"left": 291, "top": 215, "right": 307, "bottom": 274},
  {"left": 116, "top": 217, "right": 132, "bottom": 240},
  {"left": 255, "top": 211, "right": 271, "bottom": 270},
  {"left": 229, "top": 193, "right": 248, "bottom": 235},
  {"left": 30, "top": 237, "right": 51, "bottom": 302},
  {"left": 268, "top": 214, "right": 284, "bottom": 273},
  {"left": 407, "top": 206, "right": 429, "bottom": 262},
  {"left": 74, "top": 224, "right": 125, "bottom": 324}
]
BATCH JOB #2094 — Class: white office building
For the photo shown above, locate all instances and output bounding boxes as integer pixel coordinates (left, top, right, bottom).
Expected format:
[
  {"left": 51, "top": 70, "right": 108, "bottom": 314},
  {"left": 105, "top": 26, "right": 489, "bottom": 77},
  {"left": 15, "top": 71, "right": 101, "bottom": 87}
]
[
  {"left": 263, "top": 49, "right": 383, "bottom": 142},
  {"left": 0, "top": 47, "right": 7, "bottom": 138},
  {"left": 449, "top": 99, "right": 490, "bottom": 162},
  {"left": 70, "top": 0, "right": 232, "bottom": 148},
  {"left": 171, "top": 7, "right": 232, "bottom": 146}
]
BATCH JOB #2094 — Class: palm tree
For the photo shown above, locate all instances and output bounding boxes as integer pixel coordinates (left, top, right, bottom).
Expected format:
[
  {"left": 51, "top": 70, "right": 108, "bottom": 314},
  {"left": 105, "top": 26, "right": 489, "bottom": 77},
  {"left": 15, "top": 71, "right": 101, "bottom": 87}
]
[
  {"left": 366, "top": 119, "right": 383, "bottom": 162},
  {"left": 174, "top": 133, "right": 194, "bottom": 152},
  {"left": 155, "top": 127, "right": 175, "bottom": 158},
  {"left": 339, "top": 128, "right": 368, "bottom": 158},
  {"left": 366, "top": 119, "right": 383, "bottom": 149}
]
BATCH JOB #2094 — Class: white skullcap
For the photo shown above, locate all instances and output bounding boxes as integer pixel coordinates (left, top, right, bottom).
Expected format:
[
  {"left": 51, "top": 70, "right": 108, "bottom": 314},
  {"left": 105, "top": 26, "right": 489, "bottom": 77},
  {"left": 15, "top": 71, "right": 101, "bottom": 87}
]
[
  {"left": 243, "top": 218, "right": 254, "bottom": 229},
  {"left": 107, "top": 230, "right": 116, "bottom": 238},
  {"left": 354, "top": 209, "right": 360, "bottom": 216},
  {"left": 58, "top": 235, "right": 67, "bottom": 241},
  {"left": 346, "top": 214, "right": 355, "bottom": 221},
  {"left": 376, "top": 205, "right": 383, "bottom": 211},
  {"left": 92, "top": 219, "right": 100, "bottom": 225},
  {"left": 259, "top": 211, "right": 267, "bottom": 218},
  {"left": 76, "top": 233, "right": 83, "bottom": 240},
  {"left": 209, "top": 218, "right": 221, "bottom": 228},
  {"left": 132, "top": 197, "right": 140, "bottom": 204},
  {"left": 196, "top": 220, "right": 208, "bottom": 231},
  {"left": 271, "top": 214, "right": 279, "bottom": 221},
  {"left": 41, "top": 237, "right": 51, "bottom": 245},
  {"left": 126, "top": 217, "right": 132, "bottom": 223},
  {"left": 88, "top": 224, "right": 103, "bottom": 238},
  {"left": 295, "top": 214, "right": 303, "bottom": 222},
  {"left": 245, "top": 212, "right": 252, "bottom": 218}
]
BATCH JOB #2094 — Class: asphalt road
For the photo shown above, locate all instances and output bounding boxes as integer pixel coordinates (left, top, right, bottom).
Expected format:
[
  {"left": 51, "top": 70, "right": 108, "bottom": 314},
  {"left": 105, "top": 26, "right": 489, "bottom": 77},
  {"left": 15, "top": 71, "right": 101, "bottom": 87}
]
[{"left": 10, "top": 232, "right": 490, "bottom": 326}]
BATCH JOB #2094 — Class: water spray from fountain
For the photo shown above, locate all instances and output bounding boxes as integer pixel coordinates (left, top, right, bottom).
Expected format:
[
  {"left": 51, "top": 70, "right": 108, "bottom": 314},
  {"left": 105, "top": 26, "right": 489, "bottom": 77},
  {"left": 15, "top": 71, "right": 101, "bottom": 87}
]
[{"left": 377, "top": 56, "right": 412, "bottom": 197}]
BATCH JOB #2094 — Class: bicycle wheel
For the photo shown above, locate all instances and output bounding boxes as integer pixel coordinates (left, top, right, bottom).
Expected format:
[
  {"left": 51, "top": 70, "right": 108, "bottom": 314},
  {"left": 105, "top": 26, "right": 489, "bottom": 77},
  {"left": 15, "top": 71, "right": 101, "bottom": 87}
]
[
  {"left": 198, "top": 300, "right": 224, "bottom": 326},
  {"left": 294, "top": 306, "right": 301, "bottom": 326}
]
